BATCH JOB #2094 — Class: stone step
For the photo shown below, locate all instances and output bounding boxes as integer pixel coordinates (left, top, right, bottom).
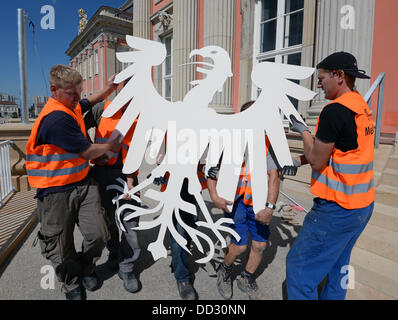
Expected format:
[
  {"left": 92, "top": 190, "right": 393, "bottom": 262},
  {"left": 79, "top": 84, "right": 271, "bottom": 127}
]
[
  {"left": 350, "top": 247, "right": 398, "bottom": 298},
  {"left": 280, "top": 188, "right": 313, "bottom": 210},
  {"left": 379, "top": 133, "right": 396, "bottom": 146},
  {"left": 282, "top": 166, "right": 311, "bottom": 185},
  {"left": 355, "top": 223, "right": 398, "bottom": 263},
  {"left": 287, "top": 138, "right": 304, "bottom": 153},
  {"left": 346, "top": 280, "right": 394, "bottom": 300},
  {"left": 374, "top": 171, "right": 383, "bottom": 187},
  {"left": 376, "top": 184, "right": 398, "bottom": 196},
  {"left": 370, "top": 203, "right": 398, "bottom": 233},
  {"left": 385, "top": 155, "right": 398, "bottom": 171},
  {"left": 379, "top": 168, "right": 398, "bottom": 189},
  {"left": 375, "top": 189, "right": 398, "bottom": 208},
  {"left": 374, "top": 145, "right": 393, "bottom": 175},
  {"left": 393, "top": 145, "right": 398, "bottom": 156},
  {"left": 280, "top": 180, "right": 314, "bottom": 214}
]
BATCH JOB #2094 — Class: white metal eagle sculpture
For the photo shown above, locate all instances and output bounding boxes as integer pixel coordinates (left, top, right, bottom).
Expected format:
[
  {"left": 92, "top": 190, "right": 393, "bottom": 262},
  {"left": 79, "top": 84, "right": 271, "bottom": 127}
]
[{"left": 103, "top": 36, "right": 316, "bottom": 264}]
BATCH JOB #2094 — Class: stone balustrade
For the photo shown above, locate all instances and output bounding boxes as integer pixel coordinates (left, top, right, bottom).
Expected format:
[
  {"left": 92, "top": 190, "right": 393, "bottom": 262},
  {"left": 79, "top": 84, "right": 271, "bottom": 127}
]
[{"left": 0, "top": 121, "right": 33, "bottom": 192}]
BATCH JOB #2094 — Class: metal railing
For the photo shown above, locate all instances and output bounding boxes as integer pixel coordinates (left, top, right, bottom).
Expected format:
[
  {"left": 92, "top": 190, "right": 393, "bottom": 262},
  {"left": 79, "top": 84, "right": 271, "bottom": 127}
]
[
  {"left": 0, "top": 140, "right": 16, "bottom": 207},
  {"left": 364, "top": 72, "right": 386, "bottom": 148}
]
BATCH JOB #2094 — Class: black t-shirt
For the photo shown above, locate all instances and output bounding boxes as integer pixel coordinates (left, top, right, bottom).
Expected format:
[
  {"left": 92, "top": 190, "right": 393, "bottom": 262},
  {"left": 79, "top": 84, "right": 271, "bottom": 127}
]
[
  {"left": 84, "top": 100, "right": 105, "bottom": 128},
  {"left": 316, "top": 103, "right": 358, "bottom": 152},
  {"left": 35, "top": 99, "right": 92, "bottom": 199}
]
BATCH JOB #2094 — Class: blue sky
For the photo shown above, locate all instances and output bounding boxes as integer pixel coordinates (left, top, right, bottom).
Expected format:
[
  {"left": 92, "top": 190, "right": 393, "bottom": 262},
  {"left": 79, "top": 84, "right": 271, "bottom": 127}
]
[{"left": 0, "top": 0, "right": 126, "bottom": 106}]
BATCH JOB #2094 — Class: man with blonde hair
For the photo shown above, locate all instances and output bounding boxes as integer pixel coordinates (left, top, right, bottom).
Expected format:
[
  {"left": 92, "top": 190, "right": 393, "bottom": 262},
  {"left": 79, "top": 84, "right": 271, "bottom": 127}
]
[{"left": 26, "top": 65, "right": 120, "bottom": 300}]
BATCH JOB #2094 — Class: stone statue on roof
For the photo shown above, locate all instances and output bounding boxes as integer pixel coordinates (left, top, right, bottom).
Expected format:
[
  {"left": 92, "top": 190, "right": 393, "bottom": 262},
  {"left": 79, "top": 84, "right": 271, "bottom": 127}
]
[{"left": 78, "top": 8, "right": 88, "bottom": 34}]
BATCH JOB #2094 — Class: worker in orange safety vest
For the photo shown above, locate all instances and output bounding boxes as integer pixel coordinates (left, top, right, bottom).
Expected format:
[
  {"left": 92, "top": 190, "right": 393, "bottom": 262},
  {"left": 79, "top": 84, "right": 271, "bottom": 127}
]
[
  {"left": 26, "top": 65, "right": 120, "bottom": 300},
  {"left": 85, "top": 98, "right": 141, "bottom": 294},
  {"left": 206, "top": 100, "right": 280, "bottom": 300},
  {"left": 284, "top": 52, "right": 375, "bottom": 300}
]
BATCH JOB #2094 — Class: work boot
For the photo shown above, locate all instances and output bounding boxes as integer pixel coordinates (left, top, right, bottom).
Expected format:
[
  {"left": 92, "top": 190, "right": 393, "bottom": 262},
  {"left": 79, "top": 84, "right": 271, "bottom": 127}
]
[
  {"left": 118, "top": 270, "right": 140, "bottom": 293},
  {"left": 216, "top": 263, "right": 233, "bottom": 300},
  {"left": 236, "top": 273, "right": 262, "bottom": 300},
  {"left": 82, "top": 271, "right": 101, "bottom": 292},
  {"left": 177, "top": 281, "right": 198, "bottom": 300},
  {"left": 65, "top": 286, "right": 86, "bottom": 300}
]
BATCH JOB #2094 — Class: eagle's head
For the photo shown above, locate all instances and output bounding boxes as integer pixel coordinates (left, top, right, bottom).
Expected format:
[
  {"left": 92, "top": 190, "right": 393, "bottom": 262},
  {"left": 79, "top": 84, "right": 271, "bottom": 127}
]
[{"left": 189, "top": 46, "right": 233, "bottom": 88}]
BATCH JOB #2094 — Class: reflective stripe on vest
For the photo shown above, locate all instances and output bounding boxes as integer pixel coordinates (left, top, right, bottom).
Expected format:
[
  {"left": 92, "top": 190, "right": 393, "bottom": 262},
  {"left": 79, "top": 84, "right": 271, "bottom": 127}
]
[
  {"left": 310, "top": 91, "right": 375, "bottom": 209},
  {"left": 312, "top": 171, "right": 374, "bottom": 195},
  {"left": 27, "top": 162, "right": 89, "bottom": 177},
  {"left": 329, "top": 158, "right": 373, "bottom": 175},
  {"left": 25, "top": 97, "right": 89, "bottom": 188},
  {"left": 26, "top": 153, "right": 80, "bottom": 162}
]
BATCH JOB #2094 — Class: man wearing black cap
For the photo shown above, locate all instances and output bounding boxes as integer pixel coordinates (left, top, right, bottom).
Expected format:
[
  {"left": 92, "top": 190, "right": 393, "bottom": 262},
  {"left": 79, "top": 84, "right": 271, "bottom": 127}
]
[{"left": 284, "top": 52, "right": 375, "bottom": 300}]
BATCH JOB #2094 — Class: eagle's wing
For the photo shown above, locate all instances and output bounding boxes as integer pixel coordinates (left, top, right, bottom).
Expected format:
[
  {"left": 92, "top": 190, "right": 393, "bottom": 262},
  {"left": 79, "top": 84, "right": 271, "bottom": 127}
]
[
  {"left": 101, "top": 36, "right": 173, "bottom": 174},
  {"left": 205, "top": 62, "right": 317, "bottom": 213}
]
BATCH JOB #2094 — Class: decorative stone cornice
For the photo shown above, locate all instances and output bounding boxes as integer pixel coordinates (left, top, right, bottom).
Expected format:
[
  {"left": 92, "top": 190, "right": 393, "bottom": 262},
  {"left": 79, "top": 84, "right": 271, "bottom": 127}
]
[
  {"left": 104, "top": 34, "right": 118, "bottom": 49},
  {"left": 66, "top": 6, "right": 133, "bottom": 59}
]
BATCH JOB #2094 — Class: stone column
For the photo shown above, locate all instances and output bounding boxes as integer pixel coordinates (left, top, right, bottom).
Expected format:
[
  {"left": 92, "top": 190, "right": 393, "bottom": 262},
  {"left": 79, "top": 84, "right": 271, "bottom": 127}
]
[
  {"left": 105, "top": 35, "right": 117, "bottom": 100},
  {"left": 307, "top": 0, "right": 375, "bottom": 125},
  {"left": 203, "top": 0, "right": 236, "bottom": 113},
  {"left": 82, "top": 52, "right": 89, "bottom": 98},
  {"left": 238, "top": 0, "right": 255, "bottom": 109},
  {"left": 88, "top": 46, "right": 94, "bottom": 95},
  {"left": 133, "top": 0, "right": 151, "bottom": 39},
  {"left": 172, "top": 0, "right": 199, "bottom": 102},
  {"left": 298, "top": 0, "right": 317, "bottom": 119},
  {"left": 99, "top": 36, "right": 105, "bottom": 90}
]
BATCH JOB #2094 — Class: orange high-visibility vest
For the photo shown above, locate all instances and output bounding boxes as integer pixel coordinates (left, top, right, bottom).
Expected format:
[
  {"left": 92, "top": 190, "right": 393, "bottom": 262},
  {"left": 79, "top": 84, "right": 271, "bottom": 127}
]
[
  {"left": 26, "top": 97, "right": 89, "bottom": 188},
  {"left": 235, "top": 135, "right": 271, "bottom": 206},
  {"left": 94, "top": 101, "right": 138, "bottom": 166},
  {"left": 310, "top": 91, "right": 375, "bottom": 209}
]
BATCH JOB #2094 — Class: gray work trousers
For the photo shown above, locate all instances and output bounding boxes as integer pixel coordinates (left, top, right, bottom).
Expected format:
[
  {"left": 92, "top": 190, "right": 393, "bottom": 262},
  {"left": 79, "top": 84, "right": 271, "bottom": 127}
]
[
  {"left": 91, "top": 165, "right": 141, "bottom": 273},
  {"left": 36, "top": 177, "right": 109, "bottom": 292}
]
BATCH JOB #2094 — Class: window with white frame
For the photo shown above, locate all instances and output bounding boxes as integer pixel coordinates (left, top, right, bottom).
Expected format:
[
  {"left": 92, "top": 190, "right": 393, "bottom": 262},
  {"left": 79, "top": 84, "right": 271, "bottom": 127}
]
[
  {"left": 254, "top": 0, "right": 304, "bottom": 107},
  {"left": 95, "top": 50, "right": 99, "bottom": 75},
  {"left": 117, "top": 46, "right": 130, "bottom": 73},
  {"left": 89, "top": 54, "right": 93, "bottom": 78},
  {"left": 162, "top": 34, "right": 173, "bottom": 102},
  {"left": 83, "top": 59, "right": 87, "bottom": 80}
]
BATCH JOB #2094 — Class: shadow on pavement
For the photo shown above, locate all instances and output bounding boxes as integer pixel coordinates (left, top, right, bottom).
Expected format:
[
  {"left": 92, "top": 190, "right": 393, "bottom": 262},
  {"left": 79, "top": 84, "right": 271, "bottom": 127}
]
[
  {"left": 95, "top": 223, "right": 164, "bottom": 283},
  {"left": 93, "top": 192, "right": 303, "bottom": 300},
  {"left": 188, "top": 211, "right": 302, "bottom": 300},
  {"left": 256, "top": 216, "right": 301, "bottom": 278}
]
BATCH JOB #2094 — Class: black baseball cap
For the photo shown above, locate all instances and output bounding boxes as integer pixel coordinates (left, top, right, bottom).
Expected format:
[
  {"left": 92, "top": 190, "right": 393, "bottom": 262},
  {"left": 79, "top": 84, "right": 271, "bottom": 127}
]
[{"left": 316, "top": 52, "right": 370, "bottom": 79}]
